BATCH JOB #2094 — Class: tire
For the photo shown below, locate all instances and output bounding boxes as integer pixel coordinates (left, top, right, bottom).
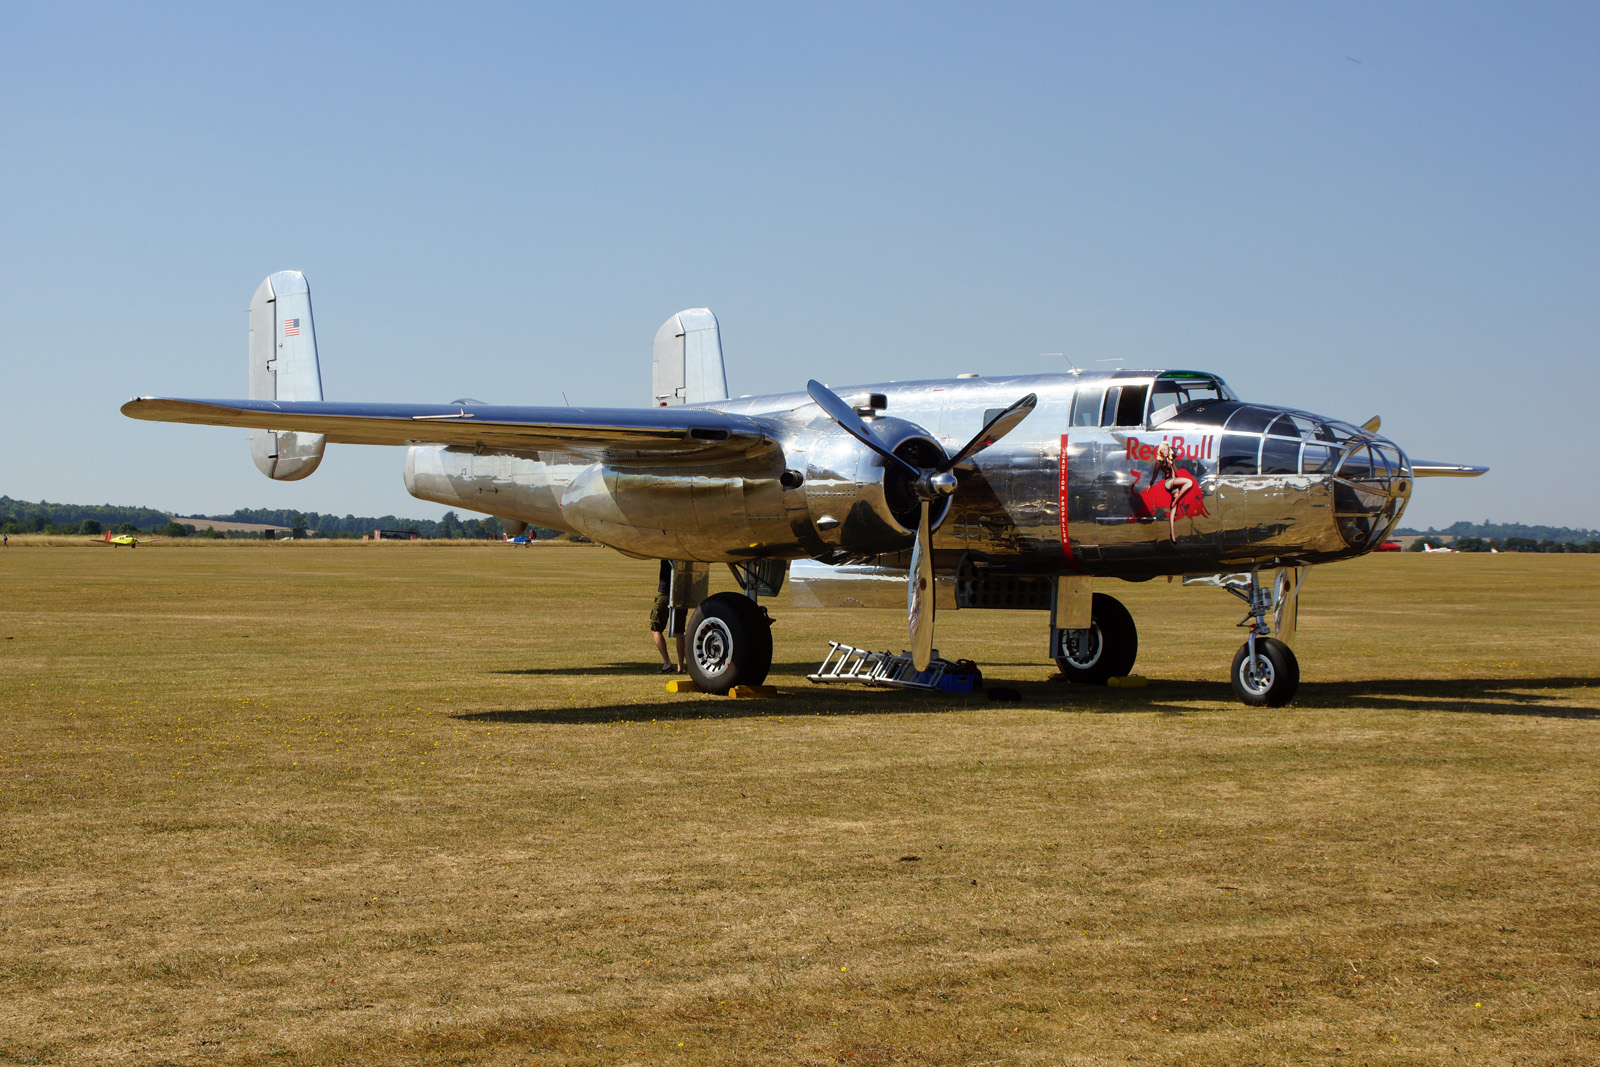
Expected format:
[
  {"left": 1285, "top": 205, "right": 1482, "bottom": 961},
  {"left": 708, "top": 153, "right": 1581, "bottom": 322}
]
[
  {"left": 1054, "top": 593, "right": 1138, "bottom": 684},
  {"left": 685, "top": 592, "right": 773, "bottom": 694},
  {"left": 1230, "top": 637, "right": 1299, "bottom": 707}
]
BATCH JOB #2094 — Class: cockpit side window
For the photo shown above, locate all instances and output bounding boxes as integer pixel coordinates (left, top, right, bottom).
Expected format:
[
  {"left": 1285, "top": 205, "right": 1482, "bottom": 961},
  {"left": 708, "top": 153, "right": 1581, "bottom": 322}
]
[
  {"left": 1149, "top": 380, "right": 1180, "bottom": 416},
  {"left": 1150, "top": 373, "right": 1231, "bottom": 412},
  {"left": 1115, "top": 384, "right": 1149, "bottom": 427}
]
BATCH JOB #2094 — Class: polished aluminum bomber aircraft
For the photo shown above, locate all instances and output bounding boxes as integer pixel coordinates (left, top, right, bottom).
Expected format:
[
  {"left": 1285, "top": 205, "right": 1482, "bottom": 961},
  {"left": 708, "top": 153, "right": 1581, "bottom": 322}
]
[{"left": 123, "top": 271, "right": 1488, "bottom": 706}]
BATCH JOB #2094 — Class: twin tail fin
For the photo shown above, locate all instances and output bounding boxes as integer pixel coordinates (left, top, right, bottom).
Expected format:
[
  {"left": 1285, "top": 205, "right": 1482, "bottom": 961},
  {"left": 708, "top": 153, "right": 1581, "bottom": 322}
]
[{"left": 248, "top": 270, "right": 326, "bottom": 480}]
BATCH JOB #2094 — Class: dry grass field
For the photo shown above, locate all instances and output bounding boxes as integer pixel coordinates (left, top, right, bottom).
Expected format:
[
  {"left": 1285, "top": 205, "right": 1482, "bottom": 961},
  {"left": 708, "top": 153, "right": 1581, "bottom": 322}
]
[{"left": 2, "top": 539, "right": 1598, "bottom": 1066}]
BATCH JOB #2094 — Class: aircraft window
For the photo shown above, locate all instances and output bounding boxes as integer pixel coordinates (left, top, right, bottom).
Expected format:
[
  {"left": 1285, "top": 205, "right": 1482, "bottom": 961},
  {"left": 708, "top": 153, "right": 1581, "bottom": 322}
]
[
  {"left": 1338, "top": 445, "right": 1374, "bottom": 481},
  {"left": 1219, "top": 433, "right": 1261, "bottom": 475},
  {"left": 1261, "top": 437, "right": 1301, "bottom": 475},
  {"left": 1280, "top": 412, "right": 1320, "bottom": 439},
  {"left": 1152, "top": 373, "right": 1231, "bottom": 407},
  {"left": 1115, "top": 384, "right": 1149, "bottom": 426},
  {"left": 1324, "top": 421, "right": 1363, "bottom": 446},
  {"left": 1301, "top": 444, "right": 1337, "bottom": 474},
  {"left": 1373, "top": 443, "right": 1403, "bottom": 477},
  {"left": 1100, "top": 387, "right": 1121, "bottom": 426},
  {"left": 1149, "top": 381, "right": 1181, "bottom": 415},
  {"left": 1070, "top": 386, "right": 1104, "bottom": 427},
  {"left": 1265, "top": 415, "right": 1300, "bottom": 438},
  {"left": 1149, "top": 402, "right": 1179, "bottom": 426},
  {"left": 1224, "top": 405, "right": 1276, "bottom": 433}
]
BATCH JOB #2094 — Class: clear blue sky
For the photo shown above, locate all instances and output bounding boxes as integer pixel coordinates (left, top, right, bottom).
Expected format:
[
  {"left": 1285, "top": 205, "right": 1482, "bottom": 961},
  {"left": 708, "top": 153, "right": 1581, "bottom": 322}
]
[{"left": 3, "top": 2, "right": 1595, "bottom": 530}]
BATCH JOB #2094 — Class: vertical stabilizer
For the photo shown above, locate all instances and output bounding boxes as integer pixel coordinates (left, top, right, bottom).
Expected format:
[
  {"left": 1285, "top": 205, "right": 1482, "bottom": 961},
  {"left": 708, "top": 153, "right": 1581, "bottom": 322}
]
[
  {"left": 248, "top": 271, "right": 326, "bottom": 480},
  {"left": 652, "top": 308, "right": 728, "bottom": 406}
]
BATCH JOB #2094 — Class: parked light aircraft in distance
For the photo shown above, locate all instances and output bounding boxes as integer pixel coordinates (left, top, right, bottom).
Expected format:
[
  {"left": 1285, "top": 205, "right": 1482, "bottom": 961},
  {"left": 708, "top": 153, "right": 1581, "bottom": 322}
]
[
  {"left": 92, "top": 531, "right": 164, "bottom": 547},
  {"left": 122, "top": 272, "right": 1488, "bottom": 706}
]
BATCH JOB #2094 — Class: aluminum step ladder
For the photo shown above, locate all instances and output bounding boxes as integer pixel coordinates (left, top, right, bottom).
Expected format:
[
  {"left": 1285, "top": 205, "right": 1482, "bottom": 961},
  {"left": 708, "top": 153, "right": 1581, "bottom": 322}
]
[{"left": 807, "top": 642, "right": 969, "bottom": 692}]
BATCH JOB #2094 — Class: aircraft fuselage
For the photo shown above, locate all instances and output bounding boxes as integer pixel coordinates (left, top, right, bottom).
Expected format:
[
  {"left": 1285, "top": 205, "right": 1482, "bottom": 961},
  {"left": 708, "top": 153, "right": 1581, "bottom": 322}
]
[{"left": 404, "top": 371, "right": 1411, "bottom": 578}]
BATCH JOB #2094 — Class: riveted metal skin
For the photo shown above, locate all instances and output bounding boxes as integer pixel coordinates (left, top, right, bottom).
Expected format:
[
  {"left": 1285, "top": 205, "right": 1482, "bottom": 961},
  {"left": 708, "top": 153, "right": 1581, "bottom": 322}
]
[
  {"left": 127, "top": 367, "right": 1437, "bottom": 576},
  {"left": 390, "top": 370, "right": 1414, "bottom": 575}
]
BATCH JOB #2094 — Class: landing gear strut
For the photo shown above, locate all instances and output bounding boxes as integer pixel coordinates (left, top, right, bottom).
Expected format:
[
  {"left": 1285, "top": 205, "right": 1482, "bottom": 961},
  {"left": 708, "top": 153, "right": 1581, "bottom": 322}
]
[{"left": 1226, "top": 569, "right": 1300, "bottom": 707}]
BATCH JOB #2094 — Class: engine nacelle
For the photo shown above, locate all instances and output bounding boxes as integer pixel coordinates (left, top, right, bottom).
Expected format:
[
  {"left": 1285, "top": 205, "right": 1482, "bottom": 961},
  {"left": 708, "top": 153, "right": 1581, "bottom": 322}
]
[
  {"left": 782, "top": 415, "right": 951, "bottom": 561},
  {"left": 404, "top": 415, "right": 956, "bottom": 565}
]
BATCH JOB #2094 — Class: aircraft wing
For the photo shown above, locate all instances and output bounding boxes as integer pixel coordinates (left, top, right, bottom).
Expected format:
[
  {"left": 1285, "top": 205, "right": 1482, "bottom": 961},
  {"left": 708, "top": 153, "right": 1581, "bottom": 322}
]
[
  {"left": 1409, "top": 460, "right": 1489, "bottom": 477},
  {"left": 120, "top": 397, "right": 782, "bottom": 462}
]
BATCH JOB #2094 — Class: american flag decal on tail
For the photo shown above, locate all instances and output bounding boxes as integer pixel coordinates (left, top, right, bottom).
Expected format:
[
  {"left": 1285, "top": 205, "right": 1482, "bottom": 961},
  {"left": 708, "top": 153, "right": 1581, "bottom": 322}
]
[{"left": 282, "top": 318, "right": 301, "bottom": 337}]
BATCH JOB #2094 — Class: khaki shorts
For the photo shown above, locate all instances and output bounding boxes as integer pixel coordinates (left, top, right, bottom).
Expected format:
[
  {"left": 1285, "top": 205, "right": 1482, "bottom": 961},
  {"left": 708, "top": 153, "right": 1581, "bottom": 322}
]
[{"left": 650, "top": 593, "right": 686, "bottom": 634}]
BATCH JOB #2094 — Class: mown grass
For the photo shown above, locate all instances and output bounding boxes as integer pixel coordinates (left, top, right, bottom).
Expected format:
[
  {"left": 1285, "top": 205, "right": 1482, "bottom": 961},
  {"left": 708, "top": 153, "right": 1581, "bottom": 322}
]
[{"left": 2, "top": 542, "right": 1598, "bottom": 1065}]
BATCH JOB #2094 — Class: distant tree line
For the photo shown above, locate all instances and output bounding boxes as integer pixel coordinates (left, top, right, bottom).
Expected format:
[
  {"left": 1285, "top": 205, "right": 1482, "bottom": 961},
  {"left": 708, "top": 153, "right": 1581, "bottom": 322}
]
[
  {"left": 206, "top": 507, "right": 561, "bottom": 540},
  {"left": 1396, "top": 520, "right": 1600, "bottom": 545},
  {"left": 0, "top": 496, "right": 171, "bottom": 535},
  {"left": 1407, "top": 535, "right": 1600, "bottom": 553},
  {"left": 1, "top": 496, "right": 564, "bottom": 540}
]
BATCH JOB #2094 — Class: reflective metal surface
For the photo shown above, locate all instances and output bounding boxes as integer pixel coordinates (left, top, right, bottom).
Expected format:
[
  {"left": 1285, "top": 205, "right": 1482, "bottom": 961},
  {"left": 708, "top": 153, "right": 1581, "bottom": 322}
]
[
  {"left": 119, "top": 280, "right": 1497, "bottom": 704},
  {"left": 132, "top": 367, "right": 1441, "bottom": 574},
  {"left": 247, "top": 270, "right": 325, "bottom": 481}
]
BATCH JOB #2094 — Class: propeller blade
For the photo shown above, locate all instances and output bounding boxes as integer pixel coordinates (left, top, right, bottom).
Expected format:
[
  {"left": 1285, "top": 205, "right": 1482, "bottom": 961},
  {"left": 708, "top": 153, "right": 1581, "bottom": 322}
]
[
  {"left": 1360, "top": 415, "right": 1381, "bottom": 433},
  {"left": 942, "top": 393, "right": 1038, "bottom": 471},
  {"left": 908, "top": 497, "right": 935, "bottom": 672},
  {"left": 806, "top": 380, "right": 921, "bottom": 479}
]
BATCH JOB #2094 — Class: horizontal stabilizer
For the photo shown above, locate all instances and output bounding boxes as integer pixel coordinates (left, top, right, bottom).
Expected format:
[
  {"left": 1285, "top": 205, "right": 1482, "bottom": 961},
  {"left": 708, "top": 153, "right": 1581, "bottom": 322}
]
[
  {"left": 1409, "top": 460, "right": 1489, "bottom": 477},
  {"left": 121, "top": 397, "right": 780, "bottom": 463}
]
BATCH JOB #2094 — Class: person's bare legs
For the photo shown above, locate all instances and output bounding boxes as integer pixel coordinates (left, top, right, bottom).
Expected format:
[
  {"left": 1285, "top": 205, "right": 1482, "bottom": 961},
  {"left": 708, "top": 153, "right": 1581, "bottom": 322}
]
[
  {"left": 652, "top": 630, "right": 673, "bottom": 670},
  {"left": 1166, "top": 475, "right": 1195, "bottom": 540},
  {"left": 676, "top": 634, "right": 687, "bottom": 673}
]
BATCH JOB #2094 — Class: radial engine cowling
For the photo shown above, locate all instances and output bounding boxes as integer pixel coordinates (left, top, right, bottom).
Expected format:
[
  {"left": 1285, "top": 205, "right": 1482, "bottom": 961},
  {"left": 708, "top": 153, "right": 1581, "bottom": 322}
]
[{"left": 787, "top": 415, "right": 952, "bottom": 560}]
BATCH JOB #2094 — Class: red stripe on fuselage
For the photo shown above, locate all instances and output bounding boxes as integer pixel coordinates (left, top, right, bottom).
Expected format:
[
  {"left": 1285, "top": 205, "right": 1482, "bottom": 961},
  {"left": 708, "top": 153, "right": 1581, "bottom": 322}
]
[{"left": 1059, "top": 433, "right": 1078, "bottom": 570}]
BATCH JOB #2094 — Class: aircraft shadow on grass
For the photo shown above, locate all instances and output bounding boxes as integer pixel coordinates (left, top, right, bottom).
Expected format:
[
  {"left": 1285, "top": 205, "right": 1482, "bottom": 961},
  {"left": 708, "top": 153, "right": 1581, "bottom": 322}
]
[
  {"left": 1284, "top": 675, "right": 1600, "bottom": 719},
  {"left": 459, "top": 675, "right": 1600, "bottom": 725},
  {"left": 1124, "top": 675, "right": 1600, "bottom": 721},
  {"left": 455, "top": 688, "right": 952, "bottom": 726},
  {"left": 492, "top": 660, "right": 828, "bottom": 678}
]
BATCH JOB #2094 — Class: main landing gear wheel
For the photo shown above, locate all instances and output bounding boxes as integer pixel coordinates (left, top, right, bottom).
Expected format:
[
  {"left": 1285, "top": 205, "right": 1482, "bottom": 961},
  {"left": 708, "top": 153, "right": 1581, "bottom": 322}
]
[
  {"left": 1230, "top": 637, "right": 1299, "bottom": 707},
  {"left": 1054, "top": 592, "right": 1139, "bottom": 685},
  {"left": 686, "top": 592, "right": 774, "bottom": 695}
]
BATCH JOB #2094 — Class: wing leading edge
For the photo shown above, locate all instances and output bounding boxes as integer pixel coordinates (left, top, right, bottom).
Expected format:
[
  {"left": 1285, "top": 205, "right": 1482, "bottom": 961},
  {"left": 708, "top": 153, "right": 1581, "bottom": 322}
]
[{"left": 120, "top": 397, "right": 780, "bottom": 463}]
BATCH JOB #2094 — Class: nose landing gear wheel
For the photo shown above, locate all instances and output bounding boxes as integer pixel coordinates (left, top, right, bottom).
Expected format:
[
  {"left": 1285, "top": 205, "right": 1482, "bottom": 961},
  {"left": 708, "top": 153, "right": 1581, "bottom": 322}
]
[
  {"left": 1230, "top": 637, "right": 1299, "bottom": 707},
  {"left": 685, "top": 592, "right": 773, "bottom": 694},
  {"left": 1054, "top": 592, "right": 1138, "bottom": 684}
]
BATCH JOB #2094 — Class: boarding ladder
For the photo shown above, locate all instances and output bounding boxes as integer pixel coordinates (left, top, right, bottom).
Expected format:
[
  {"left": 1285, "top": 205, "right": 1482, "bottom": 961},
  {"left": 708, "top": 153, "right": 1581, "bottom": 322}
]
[{"left": 807, "top": 642, "right": 971, "bottom": 692}]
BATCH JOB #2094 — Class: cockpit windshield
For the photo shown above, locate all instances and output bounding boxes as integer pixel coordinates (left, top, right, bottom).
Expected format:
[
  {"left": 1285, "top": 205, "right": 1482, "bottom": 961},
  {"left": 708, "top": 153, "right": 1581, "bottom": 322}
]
[{"left": 1147, "top": 372, "right": 1235, "bottom": 425}]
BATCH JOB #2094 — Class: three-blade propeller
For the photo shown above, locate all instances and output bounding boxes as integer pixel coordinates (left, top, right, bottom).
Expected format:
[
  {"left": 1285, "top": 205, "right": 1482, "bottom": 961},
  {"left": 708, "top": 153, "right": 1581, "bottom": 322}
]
[{"left": 806, "top": 381, "right": 1036, "bottom": 670}]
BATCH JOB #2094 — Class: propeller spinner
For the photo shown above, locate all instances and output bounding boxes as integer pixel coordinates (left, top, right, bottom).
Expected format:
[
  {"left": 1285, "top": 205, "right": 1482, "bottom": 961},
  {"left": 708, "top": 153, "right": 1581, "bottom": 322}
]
[{"left": 806, "top": 381, "right": 1036, "bottom": 671}]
